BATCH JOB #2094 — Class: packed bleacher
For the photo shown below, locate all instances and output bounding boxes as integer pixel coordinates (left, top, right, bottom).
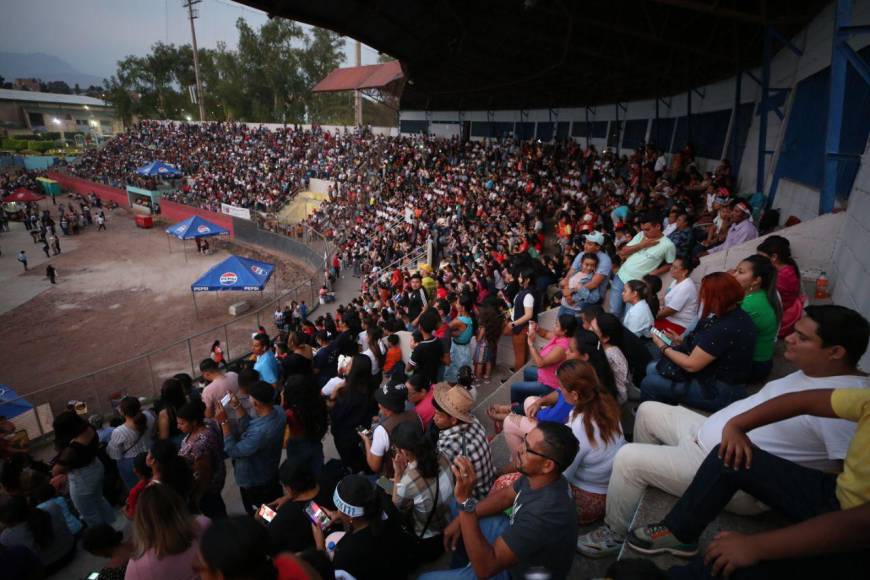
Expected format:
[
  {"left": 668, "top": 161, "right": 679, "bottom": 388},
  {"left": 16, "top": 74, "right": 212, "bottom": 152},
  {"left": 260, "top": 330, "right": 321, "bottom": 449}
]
[{"left": 2, "top": 122, "right": 869, "bottom": 579}]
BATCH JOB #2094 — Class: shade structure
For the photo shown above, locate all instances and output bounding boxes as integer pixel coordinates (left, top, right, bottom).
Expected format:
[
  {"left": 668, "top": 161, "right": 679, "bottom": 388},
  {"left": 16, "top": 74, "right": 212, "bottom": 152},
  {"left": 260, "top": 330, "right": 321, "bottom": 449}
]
[
  {"left": 135, "top": 160, "right": 182, "bottom": 178},
  {"left": 36, "top": 177, "right": 62, "bottom": 197},
  {"left": 191, "top": 255, "right": 275, "bottom": 292},
  {"left": 0, "top": 385, "right": 32, "bottom": 420},
  {"left": 166, "top": 215, "right": 230, "bottom": 240},
  {"left": 4, "top": 188, "right": 45, "bottom": 203}
]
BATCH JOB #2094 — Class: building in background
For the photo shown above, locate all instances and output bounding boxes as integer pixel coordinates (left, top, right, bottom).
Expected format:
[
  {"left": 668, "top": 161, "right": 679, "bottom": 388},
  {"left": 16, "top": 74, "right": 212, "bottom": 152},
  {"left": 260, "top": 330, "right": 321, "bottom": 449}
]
[{"left": 0, "top": 88, "right": 118, "bottom": 137}]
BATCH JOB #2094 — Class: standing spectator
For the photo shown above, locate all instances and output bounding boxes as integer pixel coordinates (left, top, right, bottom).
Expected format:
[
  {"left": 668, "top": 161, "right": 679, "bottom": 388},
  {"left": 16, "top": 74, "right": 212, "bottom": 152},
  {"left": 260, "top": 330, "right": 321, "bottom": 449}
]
[
  {"left": 155, "top": 378, "right": 188, "bottom": 447},
  {"left": 505, "top": 269, "right": 536, "bottom": 371},
  {"left": 610, "top": 212, "right": 676, "bottom": 318},
  {"left": 107, "top": 396, "right": 154, "bottom": 492},
  {"left": 97, "top": 213, "right": 106, "bottom": 231},
  {"left": 50, "top": 411, "right": 115, "bottom": 526},
  {"left": 329, "top": 354, "right": 375, "bottom": 473},
  {"left": 407, "top": 374, "right": 436, "bottom": 429},
  {"left": 216, "top": 381, "right": 285, "bottom": 515},
  {"left": 209, "top": 340, "right": 226, "bottom": 369},
  {"left": 432, "top": 384, "right": 496, "bottom": 500},
  {"left": 409, "top": 311, "right": 445, "bottom": 389},
  {"left": 177, "top": 400, "right": 227, "bottom": 519},
  {"left": 125, "top": 484, "right": 209, "bottom": 580},
  {"left": 265, "top": 460, "right": 334, "bottom": 555},
  {"left": 17, "top": 250, "right": 28, "bottom": 271},
  {"left": 46, "top": 265, "right": 56, "bottom": 285},
  {"left": 281, "top": 375, "right": 328, "bottom": 475},
  {"left": 198, "top": 359, "right": 245, "bottom": 424},
  {"left": 251, "top": 334, "right": 280, "bottom": 388}
]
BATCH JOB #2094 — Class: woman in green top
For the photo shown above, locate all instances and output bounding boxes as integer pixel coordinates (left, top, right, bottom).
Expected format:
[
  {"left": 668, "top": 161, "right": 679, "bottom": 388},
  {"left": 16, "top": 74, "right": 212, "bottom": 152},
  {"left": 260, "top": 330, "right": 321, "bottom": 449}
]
[{"left": 732, "top": 254, "right": 781, "bottom": 383}]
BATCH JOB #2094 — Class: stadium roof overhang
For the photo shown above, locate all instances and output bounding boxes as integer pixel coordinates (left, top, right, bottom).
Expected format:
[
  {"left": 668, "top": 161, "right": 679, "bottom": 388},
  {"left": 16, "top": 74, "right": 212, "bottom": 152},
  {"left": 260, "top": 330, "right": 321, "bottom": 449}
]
[
  {"left": 240, "top": 0, "right": 829, "bottom": 111},
  {"left": 312, "top": 61, "right": 404, "bottom": 95}
]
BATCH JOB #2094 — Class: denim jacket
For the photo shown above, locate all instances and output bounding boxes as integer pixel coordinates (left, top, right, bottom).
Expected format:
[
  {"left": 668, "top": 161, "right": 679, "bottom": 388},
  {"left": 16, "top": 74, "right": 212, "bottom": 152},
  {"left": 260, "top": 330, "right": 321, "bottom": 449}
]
[{"left": 224, "top": 405, "right": 285, "bottom": 488}]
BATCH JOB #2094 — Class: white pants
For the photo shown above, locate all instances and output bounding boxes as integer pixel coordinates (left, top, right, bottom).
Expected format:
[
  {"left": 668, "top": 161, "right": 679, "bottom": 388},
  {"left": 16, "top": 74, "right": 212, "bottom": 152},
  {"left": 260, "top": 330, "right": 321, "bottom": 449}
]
[{"left": 605, "top": 402, "right": 766, "bottom": 534}]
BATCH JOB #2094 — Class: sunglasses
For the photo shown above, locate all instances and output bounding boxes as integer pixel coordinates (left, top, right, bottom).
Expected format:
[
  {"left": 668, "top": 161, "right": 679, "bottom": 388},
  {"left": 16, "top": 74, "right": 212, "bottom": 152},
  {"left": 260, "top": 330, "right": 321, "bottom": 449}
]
[{"left": 521, "top": 434, "right": 562, "bottom": 468}]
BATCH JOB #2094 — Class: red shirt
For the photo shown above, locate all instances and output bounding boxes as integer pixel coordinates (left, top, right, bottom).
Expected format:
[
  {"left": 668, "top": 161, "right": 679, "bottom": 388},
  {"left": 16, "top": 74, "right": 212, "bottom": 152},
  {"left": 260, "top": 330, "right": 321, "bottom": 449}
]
[
  {"left": 414, "top": 389, "right": 436, "bottom": 429},
  {"left": 125, "top": 478, "right": 150, "bottom": 519}
]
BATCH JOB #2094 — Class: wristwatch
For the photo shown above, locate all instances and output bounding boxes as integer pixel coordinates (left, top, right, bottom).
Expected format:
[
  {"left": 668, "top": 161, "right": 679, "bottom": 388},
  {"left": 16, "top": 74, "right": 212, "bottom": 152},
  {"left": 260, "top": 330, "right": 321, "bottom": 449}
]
[{"left": 459, "top": 497, "right": 478, "bottom": 513}]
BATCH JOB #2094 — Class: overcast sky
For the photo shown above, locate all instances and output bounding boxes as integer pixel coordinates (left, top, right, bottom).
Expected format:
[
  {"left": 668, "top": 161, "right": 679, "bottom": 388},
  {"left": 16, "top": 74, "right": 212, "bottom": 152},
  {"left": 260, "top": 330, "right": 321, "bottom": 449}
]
[{"left": 0, "top": 0, "right": 380, "bottom": 79}]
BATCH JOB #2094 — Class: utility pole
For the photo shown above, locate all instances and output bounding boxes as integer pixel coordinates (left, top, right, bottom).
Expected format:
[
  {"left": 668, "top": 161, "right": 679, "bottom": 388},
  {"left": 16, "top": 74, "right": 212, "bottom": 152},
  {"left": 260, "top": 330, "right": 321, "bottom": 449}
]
[
  {"left": 354, "top": 40, "right": 362, "bottom": 126},
  {"left": 184, "top": 0, "right": 206, "bottom": 122}
]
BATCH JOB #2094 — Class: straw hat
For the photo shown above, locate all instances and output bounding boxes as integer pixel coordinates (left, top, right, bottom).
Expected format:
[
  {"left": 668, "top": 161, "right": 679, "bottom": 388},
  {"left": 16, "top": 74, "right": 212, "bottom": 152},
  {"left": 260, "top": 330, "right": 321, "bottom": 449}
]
[{"left": 433, "top": 383, "right": 475, "bottom": 424}]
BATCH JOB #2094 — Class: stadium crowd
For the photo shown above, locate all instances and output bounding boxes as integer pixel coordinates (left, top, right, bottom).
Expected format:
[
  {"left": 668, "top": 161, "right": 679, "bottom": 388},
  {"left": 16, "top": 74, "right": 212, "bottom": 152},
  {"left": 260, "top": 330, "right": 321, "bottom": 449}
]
[{"left": 1, "top": 123, "right": 869, "bottom": 580}]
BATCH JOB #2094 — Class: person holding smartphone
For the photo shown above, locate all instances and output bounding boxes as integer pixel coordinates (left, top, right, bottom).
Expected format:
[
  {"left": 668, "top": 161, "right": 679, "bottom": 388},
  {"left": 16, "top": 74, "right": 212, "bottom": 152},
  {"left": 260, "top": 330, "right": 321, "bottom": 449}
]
[{"left": 264, "top": 460, "right": 335, "bottom": 556}]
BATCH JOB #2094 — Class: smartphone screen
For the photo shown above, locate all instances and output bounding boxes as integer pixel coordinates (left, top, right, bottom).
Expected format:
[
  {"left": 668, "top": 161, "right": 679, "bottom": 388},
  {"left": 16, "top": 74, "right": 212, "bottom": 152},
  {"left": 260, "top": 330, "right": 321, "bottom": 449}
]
[
  {"left": 220, "top": 392, "right": 232, "bottom": 407},
  {"left": 305, "top": 500, "right": 332, "bottom": 530},
  {"left": 257, "top": 504, "right": 277, "bottom": 523},
  {"left": 88, "top": 574, "right": 101, "bottom": 580}
]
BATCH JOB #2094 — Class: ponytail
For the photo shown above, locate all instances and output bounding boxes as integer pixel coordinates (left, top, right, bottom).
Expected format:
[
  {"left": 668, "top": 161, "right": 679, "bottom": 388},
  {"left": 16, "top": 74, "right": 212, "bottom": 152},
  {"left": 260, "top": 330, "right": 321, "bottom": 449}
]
[
  {"left": 744, "top": 254, "right": 782, "bottom": 325},
  {"left": 642, "top": 274, "right": 662, "bottom": 318},
  {"left": 119, "top": 396, "right": 148, "bottom": 435}
]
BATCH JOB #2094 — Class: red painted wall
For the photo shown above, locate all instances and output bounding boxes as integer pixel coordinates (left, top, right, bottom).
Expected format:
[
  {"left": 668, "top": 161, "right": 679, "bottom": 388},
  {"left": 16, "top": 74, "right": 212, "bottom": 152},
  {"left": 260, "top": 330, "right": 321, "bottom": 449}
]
[{"left": 48, "top": 172, "right": 234, "bottom": 236}]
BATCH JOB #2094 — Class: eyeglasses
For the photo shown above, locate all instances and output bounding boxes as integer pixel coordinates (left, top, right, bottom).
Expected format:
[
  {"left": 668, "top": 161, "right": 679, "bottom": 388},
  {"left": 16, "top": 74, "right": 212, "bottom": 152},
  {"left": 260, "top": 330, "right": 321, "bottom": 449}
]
[{"left": 521, "top": 434, "right": 561, "bottom": 467}]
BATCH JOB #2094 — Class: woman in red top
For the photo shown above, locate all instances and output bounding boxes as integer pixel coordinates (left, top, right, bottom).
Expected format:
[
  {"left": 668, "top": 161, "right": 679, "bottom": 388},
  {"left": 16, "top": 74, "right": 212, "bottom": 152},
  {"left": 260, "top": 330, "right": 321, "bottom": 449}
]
[{"left": 757, "top": 235, "right": 805, "bottom": 338}]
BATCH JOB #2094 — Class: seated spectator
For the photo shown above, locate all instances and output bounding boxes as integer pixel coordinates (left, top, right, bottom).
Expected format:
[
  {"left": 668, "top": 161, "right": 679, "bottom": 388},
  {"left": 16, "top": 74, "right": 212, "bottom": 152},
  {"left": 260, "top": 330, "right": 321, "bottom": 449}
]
[
  {"left": 622, "top": 280, "right": 655, "bottom": 338},
  {"left": 628, "top": 387, "right": 870, "bottom": 578},
  {"left": 422, "top": 423, "right": 579, "bottom": 580},
  {"left": 107, "top": 396, "right": 154, "bottom": 492},
  {"left": 199, "top": 516, "right": 317, "bottom": 580},
  {"left": 361, "top": 382, "right": 421, "bottom": 475},
  {"left": 390, "top": 421, "right": 454, "bottom": 563},
  {"left": 266, "top": 460, "right": 335, "bottom": 555},
  {"left": 507, "top": 315, "right": 575, "bottom": 408},
  {"left": 327, "top": 474, "right": 409, "bottom": 579},
  {"left": 559, "top": 252, "right": 603, "bottom": 317},
  {"left": 667, "top": 212, "right": 694, "bottom": 257},
  {"left": 758, "top": 235, "right": 805, "bottom": 338},
  {"left": 406, "top": 374, "right": 436, "bottom": 429},
  {"left": 577, "top": 305, "right": 869, "bottom": 559},
  {"left": 31, "top": 483, "right": 82, "bottom": 538},
  {"left": 0, "top": 544, "right": 43, "bottom": 580},
  {"left": 177, "top": 400, "right": 227, "bottom": 519},
  {"left": 82, "top": 524, "right": 133, "bottom": 580},
  {"left": 565, "top": 231, "right": 612, "bottom": 294},
  {"left": 126, "top": 484, "right": 209, "bottom": 580},
  {"left": 642, "top": 272, "right": 755, "bottom": 412},
  {"left": 591, "top": 313, "right": 634, "bottom": 404},
  {"left": 124, "top": 452, "right": 151, "bottom": 520},
  {"left": 281, "top": 375, "right": 328, "bottom": 476},
  {"left": 0, "top": 495, "right": 75, "bottom": 573},
  {"left": 216, "top": 381, "right": 286, "bottom": 515},
  {"left": 705, "top": 200, "right": 758, "bottom": 254},
  {"left": 329, "top": 354, "right": 376, "bottom": 473},
  {"left": 433, "top": 384, "right": 496, "bottom": 500},
  {"left": 655, "top": 256, "right": 699, "bottom": 335},
  {"left": 732, "top": 255, "right": 781, "bottom": 383}
]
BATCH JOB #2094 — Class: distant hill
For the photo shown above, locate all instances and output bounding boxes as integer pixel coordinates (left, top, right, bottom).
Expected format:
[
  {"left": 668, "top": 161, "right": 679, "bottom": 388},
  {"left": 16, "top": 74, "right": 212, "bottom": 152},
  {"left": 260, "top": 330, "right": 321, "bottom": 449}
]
[{"left": 0, "top": 51, "right": 104, "bottom": 88}]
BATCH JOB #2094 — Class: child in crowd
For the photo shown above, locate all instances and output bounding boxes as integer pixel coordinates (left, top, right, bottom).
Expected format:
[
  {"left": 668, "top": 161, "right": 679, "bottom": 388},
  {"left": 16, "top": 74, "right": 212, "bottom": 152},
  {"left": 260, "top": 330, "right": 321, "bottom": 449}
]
[
  {"left": 124, "top": 452, "right": 151, "bottom": 520},
  {"left": 559, "top": 252, "right": 602, "bottom": 317},
  {"left": 382, "top": 334, "right": 403, "bottom": 374}
]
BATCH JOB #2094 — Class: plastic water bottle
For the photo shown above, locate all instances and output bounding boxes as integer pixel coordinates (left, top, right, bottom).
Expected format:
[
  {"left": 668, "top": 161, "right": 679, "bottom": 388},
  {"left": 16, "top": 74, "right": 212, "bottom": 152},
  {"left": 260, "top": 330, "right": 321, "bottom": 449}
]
[{"left": 815, "top": 271, "right": 829, "bottom": 299}]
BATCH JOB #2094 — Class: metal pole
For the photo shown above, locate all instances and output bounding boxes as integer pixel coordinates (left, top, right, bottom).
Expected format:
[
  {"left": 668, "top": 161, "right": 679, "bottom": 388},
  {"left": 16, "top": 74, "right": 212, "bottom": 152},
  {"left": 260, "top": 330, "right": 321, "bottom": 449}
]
[
  {"left": 187, "top": 339, "right": 196, "bottom": 377},
  {"left": 757, "top": 24, "right": 771, "bottom": 194},
  {"left": 820, "top": 0, "right": 852, "bottom": 214},
  {"left": 354, "top": 40, "right": 363, "bottom": 126},
  {"left": 146, "top": 355, "right": 157, "bottom": 399},
  {"left": 184, "top": 0, "right": 207, "bottom": 122},
  {"left": 224, "top": 324, "right": 231, "bottom": 361}
]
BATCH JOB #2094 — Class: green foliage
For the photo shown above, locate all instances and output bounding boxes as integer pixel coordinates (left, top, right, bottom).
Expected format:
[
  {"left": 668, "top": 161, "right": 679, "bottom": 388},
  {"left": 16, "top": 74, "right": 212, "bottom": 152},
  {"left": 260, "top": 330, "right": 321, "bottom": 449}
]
[
  {"left": 2, "top": 139, "right": 28, "bottom": 152},
  {"left": 27, "top": 141, "right": 55, "bottom": 152},
  {"left": 102, "top": 22, "right": 355, "bottom": 125}
]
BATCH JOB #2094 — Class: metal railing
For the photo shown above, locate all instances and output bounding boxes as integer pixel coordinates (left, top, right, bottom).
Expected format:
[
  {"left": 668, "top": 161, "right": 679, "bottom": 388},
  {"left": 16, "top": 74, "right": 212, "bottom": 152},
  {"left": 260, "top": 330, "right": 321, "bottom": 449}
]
[
  {"left": 365, "top": 239, "right": 432, "bottom": 286},
  {"left": 7, "top": 277, "right": 318, "bottom": 438}
]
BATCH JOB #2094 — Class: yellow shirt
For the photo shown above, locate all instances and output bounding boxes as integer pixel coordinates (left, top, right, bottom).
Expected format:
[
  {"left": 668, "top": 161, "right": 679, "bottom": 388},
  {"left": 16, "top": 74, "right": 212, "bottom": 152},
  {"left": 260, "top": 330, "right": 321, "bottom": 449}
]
[{"left": 832, "top": 388, "right": 870, "bottom": 509}]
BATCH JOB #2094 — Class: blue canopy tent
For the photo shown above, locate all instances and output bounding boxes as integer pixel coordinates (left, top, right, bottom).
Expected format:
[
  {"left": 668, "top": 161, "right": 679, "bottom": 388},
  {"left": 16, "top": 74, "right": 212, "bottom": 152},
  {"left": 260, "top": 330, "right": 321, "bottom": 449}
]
[
  {"left": 190, "top": 255, "right": 276, "bottom": 316},
  {"left": 0, "top": 385, "right": 32, "bottom": 420},
  {"left": 135, "top": 160, "right": 183, "bottom": 178},
  {"left": 165, "top": 216, "right": 230, "bottom": 260}
]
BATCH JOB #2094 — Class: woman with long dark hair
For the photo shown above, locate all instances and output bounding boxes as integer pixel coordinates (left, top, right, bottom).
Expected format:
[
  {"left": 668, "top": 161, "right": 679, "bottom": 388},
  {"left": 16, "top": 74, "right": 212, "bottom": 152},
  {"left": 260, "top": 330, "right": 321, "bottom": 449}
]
[
  {"left": 281, "top": 374, "right": 328, "bottom": 475},
  {"left": 444, "top": 293, "right": 475, "bottom": 384},
  {"left": 390, "top": 421, "right": 453, "bottom": 563},
  {"left": 107, "top": 396, "right": 154, "bottom": 492},
  {"left": 50, "top": 411, "right": 115, "bottom": 526},
  {"left": 732, "top": 254, "right": 781, "bottom": 382},
  {"left": 757, "top": 235, "right": 804, "bottom": 337},
  {"left": 328, "top": 355, "right": 375, "bottom": 472},
  {"left": 177, "top": 400, "right": 227, "bottom": 519},
  {"left": 156, "top": 378, "right": 188, "bottom": 447},
  {"left": 591, "top": 313, "right": 633, "bottom": 404}
]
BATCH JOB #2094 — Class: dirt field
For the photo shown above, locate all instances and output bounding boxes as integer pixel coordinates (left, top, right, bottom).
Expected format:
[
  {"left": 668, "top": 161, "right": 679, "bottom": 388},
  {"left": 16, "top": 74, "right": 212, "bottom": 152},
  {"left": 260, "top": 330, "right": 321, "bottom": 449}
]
[{"left": 0, "top": 196, "right": 315, "bottom": 415}]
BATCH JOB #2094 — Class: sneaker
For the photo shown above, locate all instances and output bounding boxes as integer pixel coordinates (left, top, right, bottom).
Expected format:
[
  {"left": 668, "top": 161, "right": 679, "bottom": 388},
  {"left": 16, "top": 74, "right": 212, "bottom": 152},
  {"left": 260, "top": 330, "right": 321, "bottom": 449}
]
[
  {"left": 626, "top": 523, "right": 699, "bottom": 557},
  {"left": 576, "top": 524, "right": 625, "bottom": 558}
]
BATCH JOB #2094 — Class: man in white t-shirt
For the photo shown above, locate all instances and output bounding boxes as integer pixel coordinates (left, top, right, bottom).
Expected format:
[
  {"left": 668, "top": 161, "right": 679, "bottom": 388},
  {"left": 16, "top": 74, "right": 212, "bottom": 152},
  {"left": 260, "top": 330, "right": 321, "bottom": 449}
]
[
  {"left": 577, "top": 305, "right": 870, "bottom": 558},
  {"left": 360, "top": 382, "right": 421, "bottom": 475}
]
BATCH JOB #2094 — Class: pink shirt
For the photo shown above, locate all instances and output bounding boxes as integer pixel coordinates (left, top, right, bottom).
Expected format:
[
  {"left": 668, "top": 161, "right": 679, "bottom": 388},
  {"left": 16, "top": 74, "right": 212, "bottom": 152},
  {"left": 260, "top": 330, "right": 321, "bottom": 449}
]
[
  {"left": 536, "top": 336, "right": 570, "bottom": 389},
  {"left": 201, "top": 372, "right": 240, "bottom": 416},
  {"left": 414, "top": 389, "right": 436, "bottom": 429},
  {"left": 124, "top": 516, "right": 210, "bottom": 580}
]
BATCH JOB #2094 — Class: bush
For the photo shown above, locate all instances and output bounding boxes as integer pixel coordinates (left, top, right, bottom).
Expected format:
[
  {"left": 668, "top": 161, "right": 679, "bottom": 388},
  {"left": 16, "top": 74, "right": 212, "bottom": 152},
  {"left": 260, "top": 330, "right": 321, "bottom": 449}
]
[
  {"left": 1, "top": 139, "right": 27, "bottom": 152},
  {"left": 27, "top": 141, "right": 55, "bottom": 153}
]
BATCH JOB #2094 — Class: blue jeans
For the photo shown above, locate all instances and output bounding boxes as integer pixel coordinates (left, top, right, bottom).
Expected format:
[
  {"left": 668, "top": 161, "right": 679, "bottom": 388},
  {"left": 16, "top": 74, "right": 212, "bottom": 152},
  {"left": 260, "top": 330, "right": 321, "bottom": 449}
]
[
  {"left": 116, "top": 456, "right": 139, "bottom": 492},
  {"left": 68, "top": 460, "right": 115, "bottom": 526},
  {"left": 639, "top": 361, "right": 747, "bottom": 413},
  {"left": 510, "top": 366, "right": 550, "bottom": 407},
  {"left": 417, "top": 514, "right": 511, "bottom": 580},
  {"left": 609, "top": 275, "right": 626, "bottom": 319}
]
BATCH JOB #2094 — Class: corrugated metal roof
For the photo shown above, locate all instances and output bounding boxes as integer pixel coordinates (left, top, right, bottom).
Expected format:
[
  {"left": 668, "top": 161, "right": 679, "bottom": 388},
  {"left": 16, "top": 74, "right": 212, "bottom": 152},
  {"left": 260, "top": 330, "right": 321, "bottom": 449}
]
[
  {"left": 0, "top": 88, "right": 108, "bottom": 107},
  {"left": 312, "top": 61, "right": 404, "bottom": 93}
]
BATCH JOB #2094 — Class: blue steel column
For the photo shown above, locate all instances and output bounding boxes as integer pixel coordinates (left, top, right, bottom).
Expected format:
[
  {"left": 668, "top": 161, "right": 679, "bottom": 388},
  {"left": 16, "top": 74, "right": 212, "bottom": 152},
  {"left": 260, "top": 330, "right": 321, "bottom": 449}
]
[
  {"left": 756, "top": 24, "right": 771, "bottom": 194},
  {"left": 821, "top": 0, "right": 852, "bottom": 214}
]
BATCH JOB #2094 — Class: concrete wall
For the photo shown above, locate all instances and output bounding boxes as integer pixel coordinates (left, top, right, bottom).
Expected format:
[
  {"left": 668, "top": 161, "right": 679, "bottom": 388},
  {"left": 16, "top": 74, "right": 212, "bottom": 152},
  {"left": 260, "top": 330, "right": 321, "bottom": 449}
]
[
  {"left": 308, "top": 178, "right": 332, "bottom": 194},
  {"left": 831, "top": 138, "right": 870, "bottom": 369},
  {"left": 232, "top": 216, "right": 326, "bottom": 274}
]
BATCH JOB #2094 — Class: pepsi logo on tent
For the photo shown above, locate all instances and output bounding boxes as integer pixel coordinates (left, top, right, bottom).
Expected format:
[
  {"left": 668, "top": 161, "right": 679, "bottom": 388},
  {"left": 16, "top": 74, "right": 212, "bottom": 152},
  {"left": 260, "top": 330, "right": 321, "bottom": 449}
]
[
  {"left": 197, "top": 225, "right": 211, "bottom": 233},
  {"left": 219, "top": 272, "right": 239, "bottom": 286},
  {"left": 250, "top": 265, "right": 266, "bottom": 276}
]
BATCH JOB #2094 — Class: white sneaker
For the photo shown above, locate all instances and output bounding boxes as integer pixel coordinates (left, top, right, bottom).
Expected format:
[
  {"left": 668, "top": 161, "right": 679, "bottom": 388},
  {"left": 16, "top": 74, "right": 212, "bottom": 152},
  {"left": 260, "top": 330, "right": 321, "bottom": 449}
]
[{"left": 576, "top": 524, "right": 625, "bottom": 558}]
